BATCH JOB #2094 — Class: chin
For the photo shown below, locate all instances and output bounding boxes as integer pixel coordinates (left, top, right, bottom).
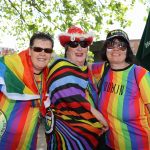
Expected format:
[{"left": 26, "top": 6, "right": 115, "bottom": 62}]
[
  {"left": 76, "top": 62, "right": 84, "bottom": 66},
  {"left": 37, "top": 65, "right": 46, "bottom": 70}
]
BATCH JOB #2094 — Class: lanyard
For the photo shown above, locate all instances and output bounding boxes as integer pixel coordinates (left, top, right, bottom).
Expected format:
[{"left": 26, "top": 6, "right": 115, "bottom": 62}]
[{"left": 34, "top": 73, "right": 43, "bottom": 105}]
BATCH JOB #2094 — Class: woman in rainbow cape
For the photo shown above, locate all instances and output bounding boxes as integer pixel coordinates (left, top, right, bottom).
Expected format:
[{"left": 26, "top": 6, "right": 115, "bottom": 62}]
[
  {"left": 90, "top": 29, "right": 150, "bottom": 150},
  {"left": 0, "top": 32, "right": 53, "bottom": 149},
  {"left": 45, "top": 26, "right": 108, "bottom": 150}
]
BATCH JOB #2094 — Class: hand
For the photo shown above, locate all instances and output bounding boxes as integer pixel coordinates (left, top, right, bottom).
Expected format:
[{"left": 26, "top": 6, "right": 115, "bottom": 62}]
[{"left": 91, "top": 106, "right": 109, "bottom": 133}]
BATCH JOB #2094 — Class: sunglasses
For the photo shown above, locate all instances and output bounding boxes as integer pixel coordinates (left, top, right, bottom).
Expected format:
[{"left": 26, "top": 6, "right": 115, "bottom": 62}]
[
  {"left": 67, "top": 41, "right": 89, "bottom": 48},
  {"left": 32, "top": 47, "right": 53, "bottom": 53},
  {"left": 107, "top": 41, "right": 127, "bottom": 51}
]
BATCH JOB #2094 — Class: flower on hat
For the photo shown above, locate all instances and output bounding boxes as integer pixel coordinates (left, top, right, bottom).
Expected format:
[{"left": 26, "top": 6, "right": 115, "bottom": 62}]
[{"left": 58, "top": 26, "right": 94, "bottom": 47}]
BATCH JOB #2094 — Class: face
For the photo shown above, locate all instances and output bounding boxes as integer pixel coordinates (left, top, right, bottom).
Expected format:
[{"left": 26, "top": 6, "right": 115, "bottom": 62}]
[
  {"left": 29, "top": 39, "right": 53, "bottom": 74},
  {"left": 66, "top": 41, "right": 88, "bottom": 66},
  {"left": 106, "top": 38, "right": 127, "bottom": 65}
]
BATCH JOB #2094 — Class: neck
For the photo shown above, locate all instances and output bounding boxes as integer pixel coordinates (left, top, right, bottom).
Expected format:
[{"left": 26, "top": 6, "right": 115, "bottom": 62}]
[
  {"left": 110, "top": 62, "right": 129, "bottom": 70},
  {"left": 68, "top": 59, "right": 85, "bottom": 66},
  {"left": 34, "top": 71, "right": 43, "bottom": 75}
]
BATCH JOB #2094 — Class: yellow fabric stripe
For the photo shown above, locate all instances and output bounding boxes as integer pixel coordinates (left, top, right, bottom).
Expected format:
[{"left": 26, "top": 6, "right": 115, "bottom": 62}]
[
  {"left": 58, "top": 131, "right": 66, "bottom": 149},
  {"left": 4, "top": 53, "right": 24, "bottom": 81},
  {"left": 23, "top": 86, "right": 34, "bottom": 94},
  {"left": 2, "top": 98, "right": 15, "bottom": 120},
  {"left": 61, "top": 115, "right": 102, "bottom": 128},
  {"left": 17, "top": 108, "right": 39, "bottom": 149},
  {"left": 49, "top": 60, "right": 87, "bottom": 76}
]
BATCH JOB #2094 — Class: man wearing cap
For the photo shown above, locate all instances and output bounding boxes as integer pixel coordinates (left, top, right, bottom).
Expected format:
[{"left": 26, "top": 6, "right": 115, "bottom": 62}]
[
  {"left": 90, "top": 29, "right": 150, "bottom": 150},
  {"left": 45, "top": 26, "right": 108, "bottom": 150}
]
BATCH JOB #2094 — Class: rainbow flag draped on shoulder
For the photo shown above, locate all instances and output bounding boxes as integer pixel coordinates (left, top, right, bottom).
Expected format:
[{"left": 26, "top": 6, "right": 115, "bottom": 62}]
[
  {"left": 0, "top": 50, "right": 41, "bottom": 99},
  {"left": 0, "top": 49, "right": 48, "bottom": 150}
]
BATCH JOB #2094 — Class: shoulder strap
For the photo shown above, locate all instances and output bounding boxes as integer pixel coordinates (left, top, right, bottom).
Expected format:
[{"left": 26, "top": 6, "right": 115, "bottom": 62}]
[
  {"left": 134, "top": 66, "right": 140, "bottom": 90},
  {"left": 134, "top": 67, "right": 137, "bottom": 86},
  {"left": 97, "top": 62, "right": 109, "bottom": 94}
]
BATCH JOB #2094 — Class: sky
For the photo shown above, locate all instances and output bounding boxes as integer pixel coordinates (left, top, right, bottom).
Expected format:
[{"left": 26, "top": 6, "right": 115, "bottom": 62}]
[
  {"left": 0, "top": 1, "right": 149, "bottom": 52},
  {"left": 122, "top": 1, "right": 148, "bottom": 40},
  {"left": 98, "top": 1, "right": 148, "bottom": 40}
]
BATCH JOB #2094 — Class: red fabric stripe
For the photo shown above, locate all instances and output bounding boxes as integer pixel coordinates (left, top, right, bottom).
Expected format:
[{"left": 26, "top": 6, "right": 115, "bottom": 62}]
[
  {"left": 19, "top": 49, "right": 38, "bottom": 93},
  {"left": 19, "top": 49, "right": 48, "bottom": 116},
  {"left": 57, "top": 101, "right": 90, "bottom": 111},
  {"left": 48, "top": 67, "right": 88, "bottom": 85},
  {"left": 10, "top": 104, "right": 30, "bottom": 149}
]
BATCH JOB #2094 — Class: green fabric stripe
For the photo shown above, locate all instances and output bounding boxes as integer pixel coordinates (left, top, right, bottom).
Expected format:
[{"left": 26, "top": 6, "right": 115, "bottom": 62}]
[
  {"left": 5, "top": 99, "right": 16, "bottom": 120},
  {"left": 4, "top": 64, "right": 25, "bottom": 94}
]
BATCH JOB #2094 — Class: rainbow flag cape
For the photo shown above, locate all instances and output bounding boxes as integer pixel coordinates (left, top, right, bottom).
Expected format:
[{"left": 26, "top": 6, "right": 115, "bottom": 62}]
[{"left": 0, "top": 49, "right": 48, "bottom": 149}]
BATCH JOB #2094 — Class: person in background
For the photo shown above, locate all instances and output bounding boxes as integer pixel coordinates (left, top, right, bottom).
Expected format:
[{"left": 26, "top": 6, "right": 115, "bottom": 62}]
[
  {"left": 90, "top": 29, "right": 150, "bottom": 150},
  {"left": 45, "top": 26, "right": 108, "bottom": 150},
  {"left": 0, "top": 32, "right": 53, "bottom": 149}
]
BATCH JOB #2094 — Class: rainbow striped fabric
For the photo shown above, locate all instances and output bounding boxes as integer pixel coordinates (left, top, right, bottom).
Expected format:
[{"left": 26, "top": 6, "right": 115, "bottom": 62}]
[
  {"left": 91, "top": 62, "right": 150, "bottom": 150},
  {"left": 47, "top": 58, "right": 103, "bottom": 150},
  {"left": 0, "top": 49, "right": 48, "bottom": 149}
]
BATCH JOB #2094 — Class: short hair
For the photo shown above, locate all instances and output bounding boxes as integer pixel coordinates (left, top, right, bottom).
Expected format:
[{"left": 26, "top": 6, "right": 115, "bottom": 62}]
[
  {"left": 29, "top": 32, "right": 54, "bottom": 48},
  {"left": 100, "top": 37, "right": 136, "bottom": 64}
]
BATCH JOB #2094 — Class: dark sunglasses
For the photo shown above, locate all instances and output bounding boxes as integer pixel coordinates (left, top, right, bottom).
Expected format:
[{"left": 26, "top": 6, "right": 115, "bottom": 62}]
[
  {"left": 107, "top": 41, "right": 127, "bottom": 51},
  {"left": 67, "top": 41, "right": 89, "bottom": 48},
  {"left": 32, "top": 47, "right": 53, "bottom": 53}
]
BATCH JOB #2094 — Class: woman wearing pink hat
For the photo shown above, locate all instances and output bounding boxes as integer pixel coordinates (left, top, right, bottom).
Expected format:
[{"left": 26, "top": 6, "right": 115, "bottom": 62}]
[{"left": 45, "top": 26, "right": 108, "bottom": 150}]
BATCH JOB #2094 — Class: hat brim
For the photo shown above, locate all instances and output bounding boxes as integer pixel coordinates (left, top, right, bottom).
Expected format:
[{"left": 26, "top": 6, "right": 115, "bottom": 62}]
[
  {"left": 107, "top": 35, "right": 129, "bottom": 44},
  {"left": 59, "top": 35, "right": 93, "bottom": 47}
]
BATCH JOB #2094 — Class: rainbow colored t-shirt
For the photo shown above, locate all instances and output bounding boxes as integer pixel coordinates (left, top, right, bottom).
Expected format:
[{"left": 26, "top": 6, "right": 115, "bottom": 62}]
[{"left": 91, "top": 62, "right": 150, "bottom": 150}]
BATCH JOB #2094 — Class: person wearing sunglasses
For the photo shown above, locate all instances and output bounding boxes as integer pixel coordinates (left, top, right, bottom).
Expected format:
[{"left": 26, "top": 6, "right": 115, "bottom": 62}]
[
  {"left": 90, "top": 29, "right": 150, "bottom": 150},
  {"left": 0, "top": 32, "right": 53, "bottom": 149},
  {"left": 45, "top": 26, "right": 108, "bottom": 150}
]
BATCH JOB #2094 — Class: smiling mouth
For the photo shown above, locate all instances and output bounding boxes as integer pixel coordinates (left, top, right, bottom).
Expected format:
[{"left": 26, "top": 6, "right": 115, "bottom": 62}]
[
  {"left": 111, "top": 53, "right": 120, "bottom": 56},
  {"left": 37, "top": 58, "right": 46, "bottom": 62},
  {"left": 75, "top": 53, "right": 83, "bottom": 57}
]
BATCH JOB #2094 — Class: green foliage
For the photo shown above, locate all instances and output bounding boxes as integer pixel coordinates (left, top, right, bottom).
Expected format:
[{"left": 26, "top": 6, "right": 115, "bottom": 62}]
[
  {"left": 87, "top": 50, "right": 94, "bottom": 63},
  {"left": 0, "top": 0, "right": 144, "bottom": 50}
]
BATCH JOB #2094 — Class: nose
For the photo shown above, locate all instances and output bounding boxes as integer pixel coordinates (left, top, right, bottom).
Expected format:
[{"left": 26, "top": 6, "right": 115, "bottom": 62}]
[
  {"left": 76, "top": 45, "right": 82, "bottom": 51},
  {"left": 112, "top": 44, "right": 120, "bottom": 51},
  {"left": 40, "top": 50, "right": 46, "bottom": 54}
]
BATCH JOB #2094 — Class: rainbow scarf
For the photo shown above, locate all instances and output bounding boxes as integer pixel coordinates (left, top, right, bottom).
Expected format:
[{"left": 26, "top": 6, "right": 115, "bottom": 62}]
[{"left": 0, "top": 49, "right": 48, "bottom": 149}]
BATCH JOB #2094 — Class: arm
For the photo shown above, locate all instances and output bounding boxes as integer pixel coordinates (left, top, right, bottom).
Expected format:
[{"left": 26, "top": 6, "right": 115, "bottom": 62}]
[{"left": 91, "top": 106, "right": 109, "bottom": 132}]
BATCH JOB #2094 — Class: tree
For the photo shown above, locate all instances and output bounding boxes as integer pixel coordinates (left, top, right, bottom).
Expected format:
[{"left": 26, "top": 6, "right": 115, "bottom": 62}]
[{"left": 0, "top": 0, "right": 146, "bottom": 50}]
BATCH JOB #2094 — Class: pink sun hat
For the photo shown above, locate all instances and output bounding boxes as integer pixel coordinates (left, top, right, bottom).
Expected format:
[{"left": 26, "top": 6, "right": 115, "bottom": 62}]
[{"left": 58, "top": 26, "right": 94, "bottom": 47}]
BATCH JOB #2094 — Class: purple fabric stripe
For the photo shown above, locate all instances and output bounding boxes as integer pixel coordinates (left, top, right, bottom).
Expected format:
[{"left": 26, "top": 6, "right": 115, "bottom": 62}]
[
  {"left": 1, "top": 101, "right": 26, "bottom": 148},
  {"left": 52, "top": 87, "right": 85, "bottom": 103},
  {"left": 57, "top": 120, "right": 91, "bottom": 149}
]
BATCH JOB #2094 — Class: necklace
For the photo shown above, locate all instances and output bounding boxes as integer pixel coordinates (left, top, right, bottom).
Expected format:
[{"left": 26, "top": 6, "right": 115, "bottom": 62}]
[{"left": 34, "top": 70, "right": 43, "bottom": 75}]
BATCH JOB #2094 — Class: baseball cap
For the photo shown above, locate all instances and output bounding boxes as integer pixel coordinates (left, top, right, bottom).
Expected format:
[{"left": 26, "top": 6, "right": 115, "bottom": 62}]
[{"left": 106, "top": 29, "right": 130, "bottom": 44}]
